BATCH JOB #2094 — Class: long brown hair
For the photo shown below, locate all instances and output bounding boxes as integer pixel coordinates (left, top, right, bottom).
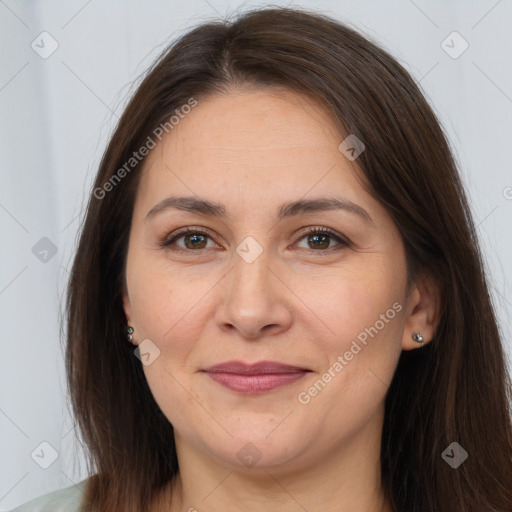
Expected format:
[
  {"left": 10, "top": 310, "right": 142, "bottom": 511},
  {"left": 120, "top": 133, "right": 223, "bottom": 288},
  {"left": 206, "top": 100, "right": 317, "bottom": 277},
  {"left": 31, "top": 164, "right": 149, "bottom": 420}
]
[{"left": 66, "top": 6, "right": 512, "bottom": 511}]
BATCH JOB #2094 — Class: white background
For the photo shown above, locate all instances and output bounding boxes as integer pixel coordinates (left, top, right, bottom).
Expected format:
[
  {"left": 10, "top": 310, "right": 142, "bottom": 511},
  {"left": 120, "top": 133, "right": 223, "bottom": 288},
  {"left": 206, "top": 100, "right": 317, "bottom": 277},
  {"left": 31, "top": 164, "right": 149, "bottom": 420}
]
[{"left": 1, "top": 0, "right": 511, "bottom": 508}]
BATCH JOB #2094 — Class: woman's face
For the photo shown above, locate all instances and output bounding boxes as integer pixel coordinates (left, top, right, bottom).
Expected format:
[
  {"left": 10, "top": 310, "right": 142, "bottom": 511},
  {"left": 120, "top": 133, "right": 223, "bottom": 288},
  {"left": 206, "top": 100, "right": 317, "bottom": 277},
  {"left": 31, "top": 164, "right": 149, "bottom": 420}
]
[{"left": 123, "top": 86, "right": 421, "bottom": 472}]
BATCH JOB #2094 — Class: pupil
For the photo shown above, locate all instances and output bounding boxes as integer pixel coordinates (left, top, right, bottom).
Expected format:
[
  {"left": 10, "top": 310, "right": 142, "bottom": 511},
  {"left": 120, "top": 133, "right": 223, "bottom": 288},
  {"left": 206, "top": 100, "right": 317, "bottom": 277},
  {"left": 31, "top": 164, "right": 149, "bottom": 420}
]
[
  {"left": 310, "top": 234, "right": 328, "bottom": 249},
  {"left": 187, "top": 234, "right": 206, "bottom": 249}
]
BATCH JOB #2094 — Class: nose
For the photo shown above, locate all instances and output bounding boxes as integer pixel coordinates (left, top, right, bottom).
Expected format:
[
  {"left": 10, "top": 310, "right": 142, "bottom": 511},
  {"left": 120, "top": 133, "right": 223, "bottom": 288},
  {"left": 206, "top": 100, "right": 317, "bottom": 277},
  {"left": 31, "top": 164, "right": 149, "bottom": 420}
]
[{"left": 213, "top": 244, "right": 293, "bottom": 340}]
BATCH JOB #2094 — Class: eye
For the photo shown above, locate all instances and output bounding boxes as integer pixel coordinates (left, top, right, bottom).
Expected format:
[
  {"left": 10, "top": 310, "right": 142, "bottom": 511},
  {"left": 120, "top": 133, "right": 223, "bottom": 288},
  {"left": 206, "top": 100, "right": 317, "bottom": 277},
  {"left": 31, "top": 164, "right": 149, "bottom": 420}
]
[
  {"left": 294, "top": 226, "right": 351, "bottom": 252},
  {"left": 159, "top": 225, "right": 351, "bottom": 254},
  {"left": 158, "top": 227, "right": 219, "bottom": 252}
]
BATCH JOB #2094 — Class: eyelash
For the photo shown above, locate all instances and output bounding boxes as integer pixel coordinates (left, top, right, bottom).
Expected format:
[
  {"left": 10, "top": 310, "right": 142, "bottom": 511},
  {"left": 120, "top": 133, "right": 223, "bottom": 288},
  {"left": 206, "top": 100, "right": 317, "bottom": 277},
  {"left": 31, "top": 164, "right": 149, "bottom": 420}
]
[{"left": 158, "top": 226, "right": 351, "bottom": 254}]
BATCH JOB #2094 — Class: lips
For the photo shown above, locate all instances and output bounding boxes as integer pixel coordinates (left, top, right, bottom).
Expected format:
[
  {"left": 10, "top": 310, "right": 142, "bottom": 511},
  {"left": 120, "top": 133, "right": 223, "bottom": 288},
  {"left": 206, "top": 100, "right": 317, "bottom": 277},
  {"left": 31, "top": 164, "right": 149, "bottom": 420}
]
[
  {"left": 201, "top": 360, "right": 311, "bottom": 394},
  {"left": 203, "top": 360, "right": 310, "bottom": 374}
]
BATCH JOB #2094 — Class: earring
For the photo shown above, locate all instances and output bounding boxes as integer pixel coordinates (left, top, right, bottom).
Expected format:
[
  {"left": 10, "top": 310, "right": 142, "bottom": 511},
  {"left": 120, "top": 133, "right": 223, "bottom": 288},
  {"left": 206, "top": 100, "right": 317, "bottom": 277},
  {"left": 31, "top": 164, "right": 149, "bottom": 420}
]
[
  {"left": 126, "top": 325, "right": 134, "bottom": 343},
  {"left": 412, "top": 332, "right": 424, "bottom": 347}
]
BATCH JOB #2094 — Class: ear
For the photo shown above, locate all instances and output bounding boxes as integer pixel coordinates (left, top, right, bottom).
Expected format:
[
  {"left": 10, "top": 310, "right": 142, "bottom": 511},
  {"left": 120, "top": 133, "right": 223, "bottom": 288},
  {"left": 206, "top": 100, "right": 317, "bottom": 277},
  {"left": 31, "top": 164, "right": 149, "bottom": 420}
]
[
  {"left": 122, "top": 285, "right": 136, "bottom": 345},
  {"left": 402, "top": 271, "right": 441, "bottom": 350}
]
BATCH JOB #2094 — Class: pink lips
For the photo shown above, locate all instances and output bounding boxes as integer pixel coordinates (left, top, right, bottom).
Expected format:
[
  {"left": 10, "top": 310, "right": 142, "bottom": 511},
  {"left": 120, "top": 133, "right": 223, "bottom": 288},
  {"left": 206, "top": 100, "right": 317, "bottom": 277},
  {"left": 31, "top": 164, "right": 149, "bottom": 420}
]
[{"left": 202, "top": 360, "right": 310, "bottom": 394}]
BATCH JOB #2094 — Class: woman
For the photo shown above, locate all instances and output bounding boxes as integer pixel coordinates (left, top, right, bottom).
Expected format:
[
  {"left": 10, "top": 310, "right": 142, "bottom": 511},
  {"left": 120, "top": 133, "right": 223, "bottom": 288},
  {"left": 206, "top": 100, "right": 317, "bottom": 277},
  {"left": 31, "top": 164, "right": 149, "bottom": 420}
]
[{"left": 13, "top": 5, "right": 512, "bottom": 512}]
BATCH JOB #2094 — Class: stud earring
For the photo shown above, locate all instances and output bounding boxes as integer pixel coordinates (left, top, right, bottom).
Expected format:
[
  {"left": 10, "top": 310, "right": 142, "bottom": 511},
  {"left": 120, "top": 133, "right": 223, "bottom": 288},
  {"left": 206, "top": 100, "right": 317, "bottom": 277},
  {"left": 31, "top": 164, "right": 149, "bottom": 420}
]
[
  {"left": 412, "top": 332, "right": 424, "bottom": 347},
  {"left": 126, "top": 326, "right": 134, "bottom": 343}
]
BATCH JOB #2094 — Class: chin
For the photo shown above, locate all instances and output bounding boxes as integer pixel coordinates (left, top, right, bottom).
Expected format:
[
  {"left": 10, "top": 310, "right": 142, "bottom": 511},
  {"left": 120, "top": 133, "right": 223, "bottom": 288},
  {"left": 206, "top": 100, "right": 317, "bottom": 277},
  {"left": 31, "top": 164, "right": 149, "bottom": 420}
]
[{"left": 213, "top": 430, "right": 305, "bottom": 470}]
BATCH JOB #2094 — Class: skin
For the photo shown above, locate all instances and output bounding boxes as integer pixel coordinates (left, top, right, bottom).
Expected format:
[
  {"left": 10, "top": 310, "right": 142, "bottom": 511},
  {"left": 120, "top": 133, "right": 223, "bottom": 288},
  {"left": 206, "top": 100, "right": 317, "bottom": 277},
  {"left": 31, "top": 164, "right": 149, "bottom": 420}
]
[{"left": 122, "top": 86, "right": 440, "bottom": 512}]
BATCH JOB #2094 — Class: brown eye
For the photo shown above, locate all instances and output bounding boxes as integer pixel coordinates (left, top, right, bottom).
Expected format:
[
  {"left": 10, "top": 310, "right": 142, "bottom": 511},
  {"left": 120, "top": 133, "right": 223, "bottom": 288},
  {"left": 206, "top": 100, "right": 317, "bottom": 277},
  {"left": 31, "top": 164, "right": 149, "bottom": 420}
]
[
  {"left": 305, "top": 232, "right": 332, "bottom": 250},
  {"left": 295, "top": 227, "right": 350, "bottom": 252},
  {"left": 182, "top": 233, "right": 208, "bottom": 250},
  {"left": 159, "top": 228, "right": 217, "bottom": 251},
  {"left": 159, "top": 226, "right": 350, "bottom": 254}
]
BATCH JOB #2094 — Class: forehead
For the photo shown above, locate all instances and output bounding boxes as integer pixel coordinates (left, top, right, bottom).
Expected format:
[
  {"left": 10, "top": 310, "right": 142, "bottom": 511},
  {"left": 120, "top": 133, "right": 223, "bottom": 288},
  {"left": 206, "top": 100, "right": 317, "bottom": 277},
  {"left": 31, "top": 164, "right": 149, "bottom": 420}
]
[
  {"left": 135, "top": 87, "right": 372, "bottom": 217},
  {"left": 174, "top": 86, "right": 341, "bottom": 150}
]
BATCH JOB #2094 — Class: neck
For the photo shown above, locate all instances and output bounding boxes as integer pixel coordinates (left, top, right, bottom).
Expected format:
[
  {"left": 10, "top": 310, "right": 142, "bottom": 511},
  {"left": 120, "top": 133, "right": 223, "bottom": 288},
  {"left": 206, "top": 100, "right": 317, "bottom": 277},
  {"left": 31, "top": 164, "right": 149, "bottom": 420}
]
[{"left": 153, "top": 405, "right": 393, "bottom": 512}]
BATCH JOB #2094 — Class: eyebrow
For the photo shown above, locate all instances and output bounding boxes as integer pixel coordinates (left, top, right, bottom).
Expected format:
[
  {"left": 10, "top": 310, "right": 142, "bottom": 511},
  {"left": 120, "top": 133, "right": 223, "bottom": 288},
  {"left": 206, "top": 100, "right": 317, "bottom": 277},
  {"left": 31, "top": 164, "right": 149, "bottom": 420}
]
[{"left": 145, "top": 196, "right": 373, "bottom": 225}]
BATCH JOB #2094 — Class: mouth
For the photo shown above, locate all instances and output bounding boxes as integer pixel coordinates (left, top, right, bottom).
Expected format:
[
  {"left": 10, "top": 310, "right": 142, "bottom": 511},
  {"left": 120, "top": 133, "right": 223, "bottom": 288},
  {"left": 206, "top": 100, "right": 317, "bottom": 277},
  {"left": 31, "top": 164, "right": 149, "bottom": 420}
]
[{"left": 201, "top": 360, "right": 311, "bottom": 394}]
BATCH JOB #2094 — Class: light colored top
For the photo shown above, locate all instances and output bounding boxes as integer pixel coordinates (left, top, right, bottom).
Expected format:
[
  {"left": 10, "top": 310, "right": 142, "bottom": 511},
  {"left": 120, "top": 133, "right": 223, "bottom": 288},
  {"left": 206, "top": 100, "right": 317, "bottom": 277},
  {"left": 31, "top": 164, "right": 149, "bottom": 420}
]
[{"left": 9, "top": 478, "right": 89, "bottom": 512}]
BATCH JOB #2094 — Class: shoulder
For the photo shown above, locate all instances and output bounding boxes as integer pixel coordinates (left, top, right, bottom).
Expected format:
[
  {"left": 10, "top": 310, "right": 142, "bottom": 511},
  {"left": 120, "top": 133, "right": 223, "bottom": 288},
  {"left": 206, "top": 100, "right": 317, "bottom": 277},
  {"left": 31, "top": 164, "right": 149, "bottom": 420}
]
[{"left": 9, "top": 478, "right": 90, "bottom": 512}]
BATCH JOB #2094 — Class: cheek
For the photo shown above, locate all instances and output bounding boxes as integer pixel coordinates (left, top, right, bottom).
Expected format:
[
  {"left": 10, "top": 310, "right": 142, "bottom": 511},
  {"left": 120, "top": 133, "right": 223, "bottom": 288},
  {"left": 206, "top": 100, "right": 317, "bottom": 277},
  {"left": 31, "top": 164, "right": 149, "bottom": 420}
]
[
  {"left": 301, "top": 258, "right": 405, "bottom": 347},
  {"left": 294, "top": 260, "right": 405, "bottom": 415},
  {"left": 127, "top": 263, "right": 206, "bottom": 423},
  {"left": 126, "top": 253, "right": 200, "bottom": 340},
  {"left": 297, "top": 277, "right": 403, "bottom": 433}
]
